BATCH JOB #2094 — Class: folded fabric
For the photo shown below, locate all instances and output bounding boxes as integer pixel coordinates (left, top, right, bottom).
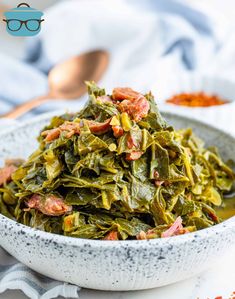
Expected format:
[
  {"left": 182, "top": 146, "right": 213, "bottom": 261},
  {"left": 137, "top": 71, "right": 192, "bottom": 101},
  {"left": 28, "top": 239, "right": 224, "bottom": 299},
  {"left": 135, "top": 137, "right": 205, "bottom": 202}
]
[
  {"left": 0, "top": 248, "right": 80, "bottom": 299},
  {"left": 0, "top": 53, "right": 48, "bottom": 115}
]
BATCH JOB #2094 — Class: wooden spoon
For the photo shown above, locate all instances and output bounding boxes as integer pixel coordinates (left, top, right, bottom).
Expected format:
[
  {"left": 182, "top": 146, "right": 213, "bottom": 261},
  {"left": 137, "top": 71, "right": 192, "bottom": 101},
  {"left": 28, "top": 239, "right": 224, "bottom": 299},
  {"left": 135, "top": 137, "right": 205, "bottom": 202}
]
[{"left": 3, "top": 50, "right": 109, "bottom": 118}]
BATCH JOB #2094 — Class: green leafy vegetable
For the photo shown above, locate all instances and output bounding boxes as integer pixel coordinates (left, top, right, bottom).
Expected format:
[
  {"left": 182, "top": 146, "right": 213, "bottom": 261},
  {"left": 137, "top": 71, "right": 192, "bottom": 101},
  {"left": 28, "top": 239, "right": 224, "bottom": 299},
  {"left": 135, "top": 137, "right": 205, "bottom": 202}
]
[{"left": 0, "top": 82, "right": 234, "bottom": 240}]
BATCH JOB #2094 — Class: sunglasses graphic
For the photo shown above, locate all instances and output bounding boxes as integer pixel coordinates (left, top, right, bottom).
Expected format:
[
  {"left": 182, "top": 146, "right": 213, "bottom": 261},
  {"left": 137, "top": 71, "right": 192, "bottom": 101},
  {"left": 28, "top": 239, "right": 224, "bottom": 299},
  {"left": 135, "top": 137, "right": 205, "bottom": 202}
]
[{"left": 3, "top": 19, "right": 44, "bottom": 32}]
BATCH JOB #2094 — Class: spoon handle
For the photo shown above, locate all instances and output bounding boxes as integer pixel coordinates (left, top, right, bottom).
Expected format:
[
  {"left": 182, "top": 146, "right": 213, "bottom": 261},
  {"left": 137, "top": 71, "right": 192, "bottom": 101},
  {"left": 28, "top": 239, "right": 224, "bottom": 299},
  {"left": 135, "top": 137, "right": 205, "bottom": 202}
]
[{"left": 1, "top": 94, "right": 51, "bottom": 119}]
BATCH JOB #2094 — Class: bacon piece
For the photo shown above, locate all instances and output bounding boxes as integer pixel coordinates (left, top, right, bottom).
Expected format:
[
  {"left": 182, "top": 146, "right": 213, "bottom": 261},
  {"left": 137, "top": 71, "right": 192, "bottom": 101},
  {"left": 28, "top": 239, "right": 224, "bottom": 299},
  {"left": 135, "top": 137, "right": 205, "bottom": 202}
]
[
  {"left": 118, "top": 97, "right": 150, "bottom": 122},
  {"left": 112, "top": 87, "right": 142, "bottom": 101},
  {"left": 41, "top": 122, "right": 81, "bottom": 142},
  {"left": 41, "top": 128, "right": 61, "bottom": 142},
  {"left": 154, "top": 180, "right": 164, "bottom": 187},
  {"left": 112, "top": 125, "right": 124, "bottom": 138},
  {"left": 154, "top": 170, "right": 160, "bottom": 179},
  {"left": 127, "top": 134, "right": 138, "bottom": 149},
  {"left": 88, "top": 118, "right": 111, "bottom": 135},
  {"left": 27, "top": 194, "right": 72, "bottom": 216},
  {"left": 161, "top": 216, "right": 185, "bottom": 238},
  {"left": 126, "top": 151, "right": 143, "bottom": 161},
  {"left": 103, "top": 231, "right": 119, "bottom": 240},
  {"left": 208, "top": 211, "right": 219, "bottom": 222},
  {"left": 136, "top": 231, "right": 147, "bottom": 240},
  {"left": 60, "top": 122, "right": 80, "bottom": 132},
  {"left": 42, "top": 117, "right": 112, "bottom": 142},
  {"left": 112, "top": 87, "right": 150, "bottom": 122},
  {"left": 137, "top": 229, "right": 159, "bottom": 240},
  {"left": 177, "top": 228, "right": 190, "bottom": 235},
  {"left": 60, "top": 122, "right": 80, "bottom": 138},
  {"left": 0, "top": 165, "right": 17, "bottom": 186}
]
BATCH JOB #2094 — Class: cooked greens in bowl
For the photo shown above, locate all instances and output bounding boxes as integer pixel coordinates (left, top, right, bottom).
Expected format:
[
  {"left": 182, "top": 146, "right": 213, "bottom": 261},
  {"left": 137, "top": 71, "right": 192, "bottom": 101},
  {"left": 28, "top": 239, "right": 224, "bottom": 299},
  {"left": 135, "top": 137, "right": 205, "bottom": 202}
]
[{"left": 0, "top": 82, "right": 234, "bottom": 240}]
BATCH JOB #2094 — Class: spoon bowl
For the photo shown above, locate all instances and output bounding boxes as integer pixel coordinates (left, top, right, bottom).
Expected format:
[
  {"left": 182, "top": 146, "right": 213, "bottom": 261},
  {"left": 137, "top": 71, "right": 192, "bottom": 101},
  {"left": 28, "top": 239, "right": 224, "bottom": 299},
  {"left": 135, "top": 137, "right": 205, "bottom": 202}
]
[
  {"left": 3, "top": 50, "right": 109, "bottom": 118},
  {"left": 48, "top": 50, "right": 109, "bottom": 99}
]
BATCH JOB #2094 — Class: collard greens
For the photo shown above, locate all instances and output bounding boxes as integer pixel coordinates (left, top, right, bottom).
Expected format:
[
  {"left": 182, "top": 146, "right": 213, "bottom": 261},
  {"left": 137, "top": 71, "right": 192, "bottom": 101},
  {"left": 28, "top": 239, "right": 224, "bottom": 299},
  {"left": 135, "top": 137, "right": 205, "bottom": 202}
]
[{"left": 0, "top": 83, "right": 234, "bottom": 240}]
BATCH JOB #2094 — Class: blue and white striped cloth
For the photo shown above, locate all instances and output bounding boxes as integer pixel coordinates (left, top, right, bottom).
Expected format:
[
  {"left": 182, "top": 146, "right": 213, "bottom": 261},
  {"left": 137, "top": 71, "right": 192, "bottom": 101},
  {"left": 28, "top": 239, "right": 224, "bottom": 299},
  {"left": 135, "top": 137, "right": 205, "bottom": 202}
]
[{"left": 0, "top": 248, "right": 80, "bottom": 299}]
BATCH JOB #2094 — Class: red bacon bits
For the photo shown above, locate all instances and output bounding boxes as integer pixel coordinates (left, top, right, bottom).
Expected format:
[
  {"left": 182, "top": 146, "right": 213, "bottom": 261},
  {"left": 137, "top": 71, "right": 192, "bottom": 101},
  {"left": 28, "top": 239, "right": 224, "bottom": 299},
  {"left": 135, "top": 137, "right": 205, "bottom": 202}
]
[
  {"left": 27, "top": 194, "right": 72, "bottom": 216},
  {"left": 112, "top": 125, "right": 124, "bottom": 138},
  {"left": 137, "top": 229, "right": 160, "bottom": 240},
  {"left": 0, "top": 164, "right": 17, "bottom": 186},
  {"left": 41, "top": 87, "right": 150, "bottom": 143},
  {"left": 154, "top": 180, "right": 164, "bottom": 187},
  {"left": 208, "top": 211, "right": 219, "bottom": 222},
  {"left": 88, "top": 118, "right": 111, "bottom": 135},
  {"left": 112, "top": 87, "right": 142, "bottom": 101},
  {"left": 126, "top": 151, "right": 143, "bottom": 161},
  {"left": 41, "top": 122, "right": 80, "bottom": 142},
  {"left": 41, "top": 119, "right": 112, "bottom": 142},
  {"left": 154, "top": 170, "right": 160, "bottom": 179},
  {"left": 118, "top": 97, "right": 150, "bottom": 122},
  {"left": 127, "top": 134, "right": 137, "bottom": 149},
  {"left": 103, "top": 231, "right": 119, "bottom": 240},
  {"left": 136, "top": 231, "right": 147, "bottom": 240},
  {"left": 60, "top": 122, "right": 80, "bottom": 138},
  {"left": 41, "top": 128, "right": 61, "bottom": 142},
  {"left": 161, "top": 216, "right": 189, "bottom": 238},
  {"left": 112, "top": 87, "right": 150, "bottom": 122}
]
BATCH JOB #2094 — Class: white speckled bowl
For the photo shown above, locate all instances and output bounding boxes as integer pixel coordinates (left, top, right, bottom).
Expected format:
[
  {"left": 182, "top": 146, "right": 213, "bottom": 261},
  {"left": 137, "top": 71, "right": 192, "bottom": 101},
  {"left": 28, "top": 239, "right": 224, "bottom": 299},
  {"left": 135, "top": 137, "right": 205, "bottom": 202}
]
[{"left": 0, "top": 111, "right": 234, "bottom": 291}]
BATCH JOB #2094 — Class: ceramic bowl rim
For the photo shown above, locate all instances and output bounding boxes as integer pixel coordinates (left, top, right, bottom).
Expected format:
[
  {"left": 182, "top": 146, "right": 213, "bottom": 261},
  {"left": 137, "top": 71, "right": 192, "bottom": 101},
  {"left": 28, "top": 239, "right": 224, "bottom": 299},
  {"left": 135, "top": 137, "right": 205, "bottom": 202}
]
[{"left": 0, "top": 110, "right": 234, "bottom": 248}]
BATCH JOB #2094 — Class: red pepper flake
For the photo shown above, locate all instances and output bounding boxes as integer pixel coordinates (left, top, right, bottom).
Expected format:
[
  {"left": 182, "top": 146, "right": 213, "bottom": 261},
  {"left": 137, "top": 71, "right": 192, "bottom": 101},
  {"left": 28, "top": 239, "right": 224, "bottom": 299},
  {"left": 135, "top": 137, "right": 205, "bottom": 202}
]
[{"left": 166, "top": 92, "right": 229, "bottom": 107}]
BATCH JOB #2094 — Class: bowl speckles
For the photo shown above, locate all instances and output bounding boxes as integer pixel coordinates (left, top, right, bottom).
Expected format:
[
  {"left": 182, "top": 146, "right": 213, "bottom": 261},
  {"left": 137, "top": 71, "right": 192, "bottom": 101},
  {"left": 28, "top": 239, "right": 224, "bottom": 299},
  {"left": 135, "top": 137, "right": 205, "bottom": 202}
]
[{"left": 0, "top": 111, "right": 234, "bottom": 290}]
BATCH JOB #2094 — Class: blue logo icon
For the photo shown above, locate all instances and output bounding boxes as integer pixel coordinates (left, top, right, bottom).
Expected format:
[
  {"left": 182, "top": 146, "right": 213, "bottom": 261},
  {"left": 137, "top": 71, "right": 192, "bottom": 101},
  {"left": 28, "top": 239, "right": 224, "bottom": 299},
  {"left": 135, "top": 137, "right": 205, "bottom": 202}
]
[{"left": 3, "top": 3, "right": 44, "bottom": 36}]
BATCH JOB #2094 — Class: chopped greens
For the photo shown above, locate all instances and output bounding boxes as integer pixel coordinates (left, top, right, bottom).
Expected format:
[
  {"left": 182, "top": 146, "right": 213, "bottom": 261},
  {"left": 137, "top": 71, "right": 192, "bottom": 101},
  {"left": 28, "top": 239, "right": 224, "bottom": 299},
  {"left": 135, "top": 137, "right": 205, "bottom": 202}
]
[{"left": 0, "top": 83, "right": 234, "bottom": 240}]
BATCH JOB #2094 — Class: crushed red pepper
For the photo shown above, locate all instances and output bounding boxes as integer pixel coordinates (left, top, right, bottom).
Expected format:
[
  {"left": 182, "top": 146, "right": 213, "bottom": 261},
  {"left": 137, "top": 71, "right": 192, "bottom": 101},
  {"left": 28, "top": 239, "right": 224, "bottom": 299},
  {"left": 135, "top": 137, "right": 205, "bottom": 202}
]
[
  {"left": 166, "top": 92, "right": 229, "bottom": 107},
  {"left": 197, "top": 291, "right": 235, "bottom": 299}
]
